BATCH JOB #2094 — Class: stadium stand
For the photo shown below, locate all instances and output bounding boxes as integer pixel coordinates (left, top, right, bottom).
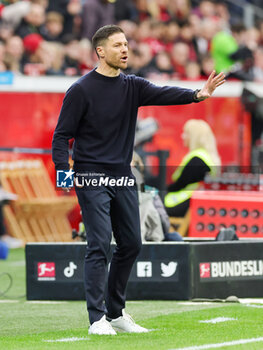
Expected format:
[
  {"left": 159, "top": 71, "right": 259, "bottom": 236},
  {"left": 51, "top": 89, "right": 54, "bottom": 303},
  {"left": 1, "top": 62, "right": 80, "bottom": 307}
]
[{"left": 0, "top": 0, "right": 262, "bottom": 81}]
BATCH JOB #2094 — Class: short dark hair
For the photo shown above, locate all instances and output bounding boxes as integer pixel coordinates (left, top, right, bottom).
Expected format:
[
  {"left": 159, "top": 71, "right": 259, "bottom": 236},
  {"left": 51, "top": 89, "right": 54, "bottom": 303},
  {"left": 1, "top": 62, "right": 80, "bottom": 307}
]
[
  {"left": 92, "top": 25, "right": 124, "bottom": 53},
  {"left": 231, "top": 23, "right": 246, "bottom": 34}
]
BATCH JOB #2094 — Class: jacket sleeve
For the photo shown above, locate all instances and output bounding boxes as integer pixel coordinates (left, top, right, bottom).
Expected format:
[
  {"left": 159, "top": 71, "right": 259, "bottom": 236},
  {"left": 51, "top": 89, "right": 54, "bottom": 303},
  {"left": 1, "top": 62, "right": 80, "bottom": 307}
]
[
  {"left": 52, "top": 83, "right": 86, "bottom": 171},
  {"left": 136, "top": 76, "right": 196, "bottom": 106},
  {"left": 167, "top": 157, "right": 210, "bottom": 192}
]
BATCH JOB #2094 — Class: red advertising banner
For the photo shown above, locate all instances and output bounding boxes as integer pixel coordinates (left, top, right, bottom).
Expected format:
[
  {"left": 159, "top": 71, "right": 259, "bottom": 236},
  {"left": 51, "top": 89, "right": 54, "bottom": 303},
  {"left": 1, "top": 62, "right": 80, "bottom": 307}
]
[
  {"left": 0, "top": 88, "right": 252, "bottom": 232},
  {"left": 0, "top": 92, "right": 250, "bottom": 167}
]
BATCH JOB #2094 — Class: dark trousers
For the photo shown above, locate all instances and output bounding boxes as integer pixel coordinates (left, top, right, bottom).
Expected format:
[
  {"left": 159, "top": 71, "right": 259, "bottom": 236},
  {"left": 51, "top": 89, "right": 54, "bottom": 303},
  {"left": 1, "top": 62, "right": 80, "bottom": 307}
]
[{"left": 75, "top": 181, "right": 142, "bottom": 325}]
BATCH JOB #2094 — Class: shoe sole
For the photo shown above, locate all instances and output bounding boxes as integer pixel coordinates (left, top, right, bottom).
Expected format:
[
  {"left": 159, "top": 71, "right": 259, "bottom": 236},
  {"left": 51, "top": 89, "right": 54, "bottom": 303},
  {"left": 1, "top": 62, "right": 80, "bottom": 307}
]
[
  {"left": 112, "top": 326, "right": 148, "bottom": 333},
  {"left": 88, "top": 331, "right": 117, "bottom": 335}
]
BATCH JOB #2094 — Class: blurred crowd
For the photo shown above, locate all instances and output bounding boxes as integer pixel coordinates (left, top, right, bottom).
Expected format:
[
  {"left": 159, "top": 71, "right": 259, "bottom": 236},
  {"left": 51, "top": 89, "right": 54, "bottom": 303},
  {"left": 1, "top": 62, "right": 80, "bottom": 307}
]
[{"left": 0, "top": 0, "right": 263, "bottom": 81}]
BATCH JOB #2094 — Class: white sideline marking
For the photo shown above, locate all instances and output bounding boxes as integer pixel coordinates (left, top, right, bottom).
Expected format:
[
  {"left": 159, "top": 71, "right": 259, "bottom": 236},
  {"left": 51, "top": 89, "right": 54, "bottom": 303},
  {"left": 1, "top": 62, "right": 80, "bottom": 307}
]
[
  {"left": 178, "top": 302, "right": 214, "bottom": 306},
  {"left": 199, "top": 317, "right": 237, "bottom": 324},
  {"left": 26, "top": 301, "right": 67, "bottom": 304},
  {"left": 244, "top": 304, "right": 263, "bottom": 309},
  {"left": 44, "top": 337, "right": 89, "bottom": 343},
  {"left": 169, "top": 337, "right": 263, "bottom": 350},
  {"left": 127, "top": 301, "right": 145, "bottom": 303},
  {"left": 0, "top": 300, "right": 19, "bottom": 303},
  {"left": 240, "top": 298, "right": 263, "bottom": 304},
  {"left": 9, "top": 260, "right": 25, "bottom": 266}
]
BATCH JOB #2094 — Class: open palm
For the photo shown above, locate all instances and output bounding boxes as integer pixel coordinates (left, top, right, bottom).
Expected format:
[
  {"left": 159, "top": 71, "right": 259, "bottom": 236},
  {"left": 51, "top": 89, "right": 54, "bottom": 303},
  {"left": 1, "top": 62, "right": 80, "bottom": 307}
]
[{"left": 198, "top": 71, "right": 226, "bottom": 100}]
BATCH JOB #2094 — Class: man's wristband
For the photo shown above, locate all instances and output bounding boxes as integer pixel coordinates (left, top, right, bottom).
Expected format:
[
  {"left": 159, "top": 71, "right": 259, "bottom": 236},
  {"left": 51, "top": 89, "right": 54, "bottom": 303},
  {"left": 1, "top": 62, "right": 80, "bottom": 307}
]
[{"left": 193, "top": 89, "right": 205, "bottom": 102}]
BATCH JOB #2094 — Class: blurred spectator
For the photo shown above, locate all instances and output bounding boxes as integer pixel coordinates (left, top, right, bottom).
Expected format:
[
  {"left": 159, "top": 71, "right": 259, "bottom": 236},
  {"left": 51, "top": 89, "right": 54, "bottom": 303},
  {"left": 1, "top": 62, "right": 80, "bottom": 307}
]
[
  {"left": 135, "top": 0, "right": 153, "bottom": 21},
  {"left": 78, "top": 38, "right": 95, "bottom": 75},
  {"left": 132, "top": 151, "right": 173, "bottom": 242},
  {"left": 115, "top": 0, "right": 138, "bottom": 22},
  {"left": 62, "top": 34, "right": 80, "bottom": 76},
  {"left": 171, "top": 41, "right": 190, "bottom": 78},
  {"left": 0, "top": 0, "right": 30, "bottom": 29},
  {"left": 211, "top": 23, "right": 247, "bottom": 73},
  {"left": 47, "top": 0, "right": 82, "bottom": 37},
  {"left": 32, "top": 0, "right": 49, "bottom": 9},
  {"left": 221, "top": 26, "right": 260, "bottom": 81},
  {"left": 245, "top": 27, "right": 260, "bottom": 51},
  {"left": 117, "top": 19, "right": 137, "bottom": 49},
  {"left": 259, "top": 21, "right": 263, "bottom": 45},
  {"left": 164, "top": 119, "right": 221, "bottom": 217},
  {"left": 0, "top": 39, "right": 5, "bottom": 60},
  {"left": 143, "top": 20, "right": 166, "bottom": 55},
  {"left": 124, "top": 48, "right": 143, "bottom": 75},
  {"left": 148, "top": 0, "right": 170, "bottom": 22},
  {"left": 4, "top": 35, "right": 24, "bottom": 73},
  {"left": 226, "top": 27, "right": 259, "bottom": 81},
  {"left": 134, "top": 42, "right": 154, "bottom": 77},
  {"left": 15, "top": 3, "right": 46, "bottom": 38},
  {"left": 24, "top": 39, "right": 65, "bottom": 76},
  {"left": 41, "top": 41, "right": 65, "bottom": 75},
  {"left": 215, "top": 2, "right": 231, "bottom": 31},
  {"left": 66, "top": 0, "right": 82, "bottom": 37},
  {"left": 0, "top": 21, "right": 14, "bottom": 42},
  {"left": 185, "top": 61, "right": 201, "bottom": 80},
  {"left": 42, "top": 11, "right": 64, "bottom": 42},
  {"left": 145, "top": 50, "right": 174, "bottom": 80},
  {"left": 81, "top": 0, "right": 115, "bottom": 41},
  {"left": 195, "top": 18, "right": 219, "bottom": 59},
  {"left": 0, "top": 40, "right": 6, "bottom": 71},
  {"left": 23, "top": 32, "right": 43, "bottom": 55},
  {"left": 252, "top": 46, "right": 263, "bottom": 82},
  {"left": 200, "top": 53, "right": 215, "bottom": 79},
  {"left": 23, "top": 33, "right": 44, "bottom": 75},
  {"left": 162, "top": 20, "right": 180, "bottom": 51},
  {"left": 0, "top": 60, "right": 7, "bottom": 71},
  {"left": 124, "top": 41, "right": 153, "bottom": 77},
  {"left": 189, "top": 13, "right": 202, "bottom": 38},
  {"left": 193, "top": 0, "right": 216, "bottom": 20},
  {"left": 168, "top": 0, "right": 191, "bottom": 25},
  {"left": 134, "top": 19, "right": 151, "bottom": 42},
  {"left": 0, "top": 0, "right": 262, "bottom": 80},
  {"left": 179, "top": 20, "right": 197, "bottom": 61}
]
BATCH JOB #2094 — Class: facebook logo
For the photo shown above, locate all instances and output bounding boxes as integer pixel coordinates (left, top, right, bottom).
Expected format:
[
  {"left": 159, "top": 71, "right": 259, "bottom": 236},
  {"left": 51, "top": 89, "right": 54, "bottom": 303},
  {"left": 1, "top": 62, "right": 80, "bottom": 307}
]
[
  {"left": 137, "top": 262, "right": 152, "bottom": 277},
  {"left": 56, "top": 169, "right": 75, "bottom": 188}
]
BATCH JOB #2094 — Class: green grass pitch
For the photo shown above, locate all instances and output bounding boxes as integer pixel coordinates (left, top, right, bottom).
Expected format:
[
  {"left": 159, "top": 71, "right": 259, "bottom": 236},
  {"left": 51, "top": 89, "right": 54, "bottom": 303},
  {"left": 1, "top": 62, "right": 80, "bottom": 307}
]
[{"left": 1, "top": 248, "right": 263, "bottom": 350}]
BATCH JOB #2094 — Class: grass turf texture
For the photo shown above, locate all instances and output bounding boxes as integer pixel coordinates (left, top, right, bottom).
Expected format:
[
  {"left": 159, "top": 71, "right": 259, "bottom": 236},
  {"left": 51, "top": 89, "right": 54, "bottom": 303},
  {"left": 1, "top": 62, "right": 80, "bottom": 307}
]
[{"left": 1, "top": 249, "right": 263, "bottom": 350}]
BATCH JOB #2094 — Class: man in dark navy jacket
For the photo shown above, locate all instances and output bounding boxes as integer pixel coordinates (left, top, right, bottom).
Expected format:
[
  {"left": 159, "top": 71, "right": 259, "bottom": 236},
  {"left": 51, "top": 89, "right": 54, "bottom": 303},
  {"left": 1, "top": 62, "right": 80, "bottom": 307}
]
[{"left": 52, "top": 24, "right": 225, "bottom": 335}]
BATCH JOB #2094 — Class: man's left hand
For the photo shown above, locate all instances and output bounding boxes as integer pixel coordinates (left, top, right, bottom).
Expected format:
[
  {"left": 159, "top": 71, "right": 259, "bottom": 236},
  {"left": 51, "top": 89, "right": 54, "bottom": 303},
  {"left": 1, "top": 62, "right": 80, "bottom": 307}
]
[{"left": 197, "top": 71, "right": 226, "bottom": 100}]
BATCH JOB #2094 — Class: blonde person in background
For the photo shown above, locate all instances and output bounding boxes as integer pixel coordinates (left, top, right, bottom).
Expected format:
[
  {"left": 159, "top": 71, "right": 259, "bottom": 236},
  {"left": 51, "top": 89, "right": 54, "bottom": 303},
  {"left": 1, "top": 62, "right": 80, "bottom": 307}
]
[{"left": 164, "top": 119, "right": 221, "bottom": 217}]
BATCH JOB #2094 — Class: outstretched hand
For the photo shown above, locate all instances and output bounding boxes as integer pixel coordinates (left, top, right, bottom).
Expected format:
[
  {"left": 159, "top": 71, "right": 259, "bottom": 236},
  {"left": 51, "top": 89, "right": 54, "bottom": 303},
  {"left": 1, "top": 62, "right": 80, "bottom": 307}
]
[{"left": 197, "top": 71, "right": 226, "bottom": 100}]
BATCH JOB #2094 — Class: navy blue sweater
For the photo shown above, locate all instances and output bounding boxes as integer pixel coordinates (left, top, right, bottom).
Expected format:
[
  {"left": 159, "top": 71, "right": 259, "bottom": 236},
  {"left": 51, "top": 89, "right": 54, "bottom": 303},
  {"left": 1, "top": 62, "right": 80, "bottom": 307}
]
[{"left": 52, "top": 69, "right": 197, "bottom": 175}]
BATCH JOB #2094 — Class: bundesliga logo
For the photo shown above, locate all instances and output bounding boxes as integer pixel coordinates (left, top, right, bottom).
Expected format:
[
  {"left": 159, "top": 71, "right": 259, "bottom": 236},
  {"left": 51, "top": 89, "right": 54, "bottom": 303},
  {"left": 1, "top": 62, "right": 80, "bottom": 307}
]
[
  {"left": 199, "top": 263, "right": 211, "bottom": 278},
  {"left": 37, "top": 262, "right": 56, "bottom": 281}
]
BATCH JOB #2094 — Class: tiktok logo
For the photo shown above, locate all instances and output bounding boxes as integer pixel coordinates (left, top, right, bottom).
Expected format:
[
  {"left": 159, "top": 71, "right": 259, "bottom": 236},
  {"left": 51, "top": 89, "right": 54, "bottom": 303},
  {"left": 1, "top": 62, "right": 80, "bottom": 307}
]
[{"left": 64, "top": 261, "right": 77, "bottom": 278}]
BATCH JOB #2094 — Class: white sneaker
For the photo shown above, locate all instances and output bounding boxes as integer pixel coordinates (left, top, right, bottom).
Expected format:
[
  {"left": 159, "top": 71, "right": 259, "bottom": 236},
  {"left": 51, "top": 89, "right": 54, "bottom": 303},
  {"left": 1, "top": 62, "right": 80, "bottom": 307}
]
[
  {"left": 110, "top": 309, "right": 149, "bottom": 333},
  {"left": 1, "top": 235, "right": 23, "bottom": 249},
  {"left": 88, "top": 315, "right": 117, "bottom": 335}
]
